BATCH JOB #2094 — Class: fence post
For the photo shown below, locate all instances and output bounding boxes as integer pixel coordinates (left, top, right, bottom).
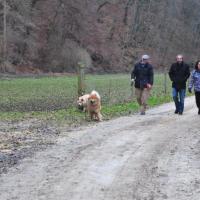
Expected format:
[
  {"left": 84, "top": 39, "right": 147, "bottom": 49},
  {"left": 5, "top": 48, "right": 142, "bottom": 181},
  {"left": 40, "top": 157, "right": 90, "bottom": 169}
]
[
  {"left": 131, "top": 83, "right": 134, "bottom": 99},
  {"left": 108, "top": 80, "right": 112, "bottom": 105},
  {"left": 77, "top": 62, "right": 85, "bottom": 97},
  {"left": 164, "top": 68, "right": 167, "bottom": 95}
]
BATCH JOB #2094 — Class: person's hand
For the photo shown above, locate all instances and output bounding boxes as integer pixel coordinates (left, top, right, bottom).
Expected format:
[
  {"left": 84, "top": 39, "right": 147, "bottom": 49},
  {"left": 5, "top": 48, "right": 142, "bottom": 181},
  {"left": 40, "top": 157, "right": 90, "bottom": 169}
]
[
  {"left": 188, "top": 88, "right": 192, "bottom": 93},
  {"left": 130, "top": 79, "right": 134, "bottom": 86},
  {"left": 146, "top": 84, "right": 152, "bottom": 89}
]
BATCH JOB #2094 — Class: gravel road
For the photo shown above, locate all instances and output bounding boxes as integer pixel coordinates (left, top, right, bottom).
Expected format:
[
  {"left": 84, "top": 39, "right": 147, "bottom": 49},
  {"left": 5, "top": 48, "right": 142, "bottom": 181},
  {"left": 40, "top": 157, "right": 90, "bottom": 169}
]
[{"left": 0, "top": 96, "right": 200, "bottom": 200}]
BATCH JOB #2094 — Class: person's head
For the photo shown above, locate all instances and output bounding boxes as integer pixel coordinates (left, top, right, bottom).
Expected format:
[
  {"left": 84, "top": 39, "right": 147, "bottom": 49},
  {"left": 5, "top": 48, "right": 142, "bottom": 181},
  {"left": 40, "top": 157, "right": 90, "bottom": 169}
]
[
  {"left": 195, "top": 60, "right": 200, "bottom": 70},
  {"left": 176, "top": 54, "right": 183, "bottom": 63},
  {"left": 141, "top": 54, "right": 150, "bottom": 64}
]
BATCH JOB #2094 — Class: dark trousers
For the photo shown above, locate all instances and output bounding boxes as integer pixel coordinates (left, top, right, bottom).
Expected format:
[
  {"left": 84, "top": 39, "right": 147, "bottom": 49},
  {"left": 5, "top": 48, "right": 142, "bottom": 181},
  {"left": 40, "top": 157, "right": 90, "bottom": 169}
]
[{"left": 195, "top": 91, "right": 200, "bottom": 109}]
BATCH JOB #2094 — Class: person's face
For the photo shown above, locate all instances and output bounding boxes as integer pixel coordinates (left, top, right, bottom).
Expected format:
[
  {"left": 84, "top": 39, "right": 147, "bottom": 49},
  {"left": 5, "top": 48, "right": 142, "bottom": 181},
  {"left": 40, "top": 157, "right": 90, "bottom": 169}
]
[
  {"left": 176, "top": 56, "right": 183, "bottom": 63},
  {"left": 198, "top": 62, "right": 200, "bottom": 70},
  {"left": 142, "top": 59, "right": 149, "bottom": 64}
]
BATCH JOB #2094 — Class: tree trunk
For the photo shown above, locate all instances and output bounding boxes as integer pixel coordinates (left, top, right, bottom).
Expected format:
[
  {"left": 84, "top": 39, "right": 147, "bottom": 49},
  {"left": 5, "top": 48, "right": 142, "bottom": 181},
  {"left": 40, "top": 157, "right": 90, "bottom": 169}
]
[{"left": 3, "top": 0, "right": 7, "bottom": 72}]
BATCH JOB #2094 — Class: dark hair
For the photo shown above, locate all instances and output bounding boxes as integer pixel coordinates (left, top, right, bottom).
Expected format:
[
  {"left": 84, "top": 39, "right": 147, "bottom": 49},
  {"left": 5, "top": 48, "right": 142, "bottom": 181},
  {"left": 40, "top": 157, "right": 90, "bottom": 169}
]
[{"left": 195, "top": 60, "right": 200, "bottom": 70}]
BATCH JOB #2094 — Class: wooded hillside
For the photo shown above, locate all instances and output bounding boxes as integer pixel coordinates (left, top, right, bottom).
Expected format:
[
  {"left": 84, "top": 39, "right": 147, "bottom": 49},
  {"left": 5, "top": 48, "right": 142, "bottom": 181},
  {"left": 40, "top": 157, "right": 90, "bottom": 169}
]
[{"left": 0, "top": 0, "right": 200, "bottom": 73}]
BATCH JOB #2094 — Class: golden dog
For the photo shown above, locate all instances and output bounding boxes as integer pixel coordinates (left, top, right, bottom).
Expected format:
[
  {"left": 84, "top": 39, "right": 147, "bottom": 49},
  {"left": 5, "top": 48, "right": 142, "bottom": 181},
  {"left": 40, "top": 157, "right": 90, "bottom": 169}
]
[
  {"left": 77, "top": 94, "right": 90, "bottom": 112},
  {"left": 87, "top": 90, "right": 102, "bottom": 121}
]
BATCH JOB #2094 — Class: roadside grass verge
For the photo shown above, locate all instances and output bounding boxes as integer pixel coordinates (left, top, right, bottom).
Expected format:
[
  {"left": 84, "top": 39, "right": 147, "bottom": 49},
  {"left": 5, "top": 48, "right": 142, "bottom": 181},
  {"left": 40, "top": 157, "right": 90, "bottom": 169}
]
[
  {"left": 0, "top": 73, "right": 179, "bottom": 124},
  {"left": 0, "top": 94, "right": 173, "bottom": 125}
]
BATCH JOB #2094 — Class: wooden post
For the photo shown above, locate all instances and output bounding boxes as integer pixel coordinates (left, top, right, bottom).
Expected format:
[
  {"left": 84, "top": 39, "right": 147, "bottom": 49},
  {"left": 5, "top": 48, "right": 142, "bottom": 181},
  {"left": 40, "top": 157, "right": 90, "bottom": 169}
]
[
  {"left": 77, "top": 62, "right": 85, "bottom": 97},
  {"left": 131, "top": 84, "right": 134, "bottom": 99},
  {"left": 164, "top": 68, "right": 167, "bottom": 95},
  {"left": 108, "top": 80, "right": 111, "bottom": 105}
]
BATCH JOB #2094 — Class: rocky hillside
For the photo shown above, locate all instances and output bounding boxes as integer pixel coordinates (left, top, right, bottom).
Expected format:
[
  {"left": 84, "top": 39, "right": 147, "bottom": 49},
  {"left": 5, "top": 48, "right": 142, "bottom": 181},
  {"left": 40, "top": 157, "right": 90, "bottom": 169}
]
[{"left": 0, "top": 0, "right": 200, "bottom": 73}]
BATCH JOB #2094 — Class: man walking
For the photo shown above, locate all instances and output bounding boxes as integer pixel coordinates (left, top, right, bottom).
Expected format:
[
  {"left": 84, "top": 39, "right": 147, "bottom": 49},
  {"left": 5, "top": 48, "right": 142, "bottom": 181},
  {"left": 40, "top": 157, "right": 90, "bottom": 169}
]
[
  {"left": 169, "top": 54, "right": 190, "bottom": 115},
  {"left": 131, "top": 54, "right": 154, "bottom": 115}
]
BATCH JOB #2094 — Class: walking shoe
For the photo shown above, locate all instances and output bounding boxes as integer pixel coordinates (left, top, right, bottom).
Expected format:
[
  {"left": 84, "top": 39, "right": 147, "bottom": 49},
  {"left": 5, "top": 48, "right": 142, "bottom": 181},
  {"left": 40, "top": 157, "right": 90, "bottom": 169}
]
[
  {"left": 174, "top": 110, "right": 179, "bottom": 114},
  {"left": 179, "top": 112, "right": 183, "bottom": 115}
]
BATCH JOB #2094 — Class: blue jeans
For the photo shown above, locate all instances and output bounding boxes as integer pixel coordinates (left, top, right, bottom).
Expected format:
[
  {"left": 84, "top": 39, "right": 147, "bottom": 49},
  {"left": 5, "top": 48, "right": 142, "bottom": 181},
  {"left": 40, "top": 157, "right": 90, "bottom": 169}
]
[{"left": 172, "top": 88, "right": 186, "bottom": 113}]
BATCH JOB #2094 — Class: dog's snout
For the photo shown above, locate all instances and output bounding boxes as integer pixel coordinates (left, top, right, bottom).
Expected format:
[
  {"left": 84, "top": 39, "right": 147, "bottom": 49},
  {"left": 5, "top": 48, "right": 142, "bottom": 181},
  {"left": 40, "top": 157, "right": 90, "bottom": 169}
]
[{"left": 90, "top": 99, "right": 95, "bottom": 104}]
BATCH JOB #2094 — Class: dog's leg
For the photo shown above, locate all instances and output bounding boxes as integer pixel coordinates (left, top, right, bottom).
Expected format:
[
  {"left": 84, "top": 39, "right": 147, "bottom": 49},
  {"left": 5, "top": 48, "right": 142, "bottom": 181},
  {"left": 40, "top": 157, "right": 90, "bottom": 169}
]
[
  {"left": 99, "top": 113, "right": 103, "bottom": 121},
  {"left": 90, "top": 112, "right": 93, "bottom": 121},
  {"left": 97, "top": 112, "right": 102, "bottom": 122},
  {"left": 84, "top": 110, "right": 87, "bottom": 120}
]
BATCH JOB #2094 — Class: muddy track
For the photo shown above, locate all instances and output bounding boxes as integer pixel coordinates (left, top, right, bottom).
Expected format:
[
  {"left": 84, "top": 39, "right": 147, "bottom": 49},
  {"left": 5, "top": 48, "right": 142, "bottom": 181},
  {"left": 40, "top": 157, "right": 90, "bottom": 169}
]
[
  {"left": 0, "top": 97, "right": 200, "bottom": 200},
  {"left": 0, "top": 120, "right": 61, "bottom": 174}
]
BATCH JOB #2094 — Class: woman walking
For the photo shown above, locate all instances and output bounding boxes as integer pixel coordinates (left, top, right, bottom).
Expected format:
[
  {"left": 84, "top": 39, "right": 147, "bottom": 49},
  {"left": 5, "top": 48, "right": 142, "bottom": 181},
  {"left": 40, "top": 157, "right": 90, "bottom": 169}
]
[{"left": 188, "top": 60, "right": 200, "bottom": 115}]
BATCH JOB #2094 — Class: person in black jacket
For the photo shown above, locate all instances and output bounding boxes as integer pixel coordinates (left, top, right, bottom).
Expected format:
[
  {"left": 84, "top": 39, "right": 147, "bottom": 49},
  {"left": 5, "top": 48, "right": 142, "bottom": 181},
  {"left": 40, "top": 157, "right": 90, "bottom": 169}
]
[
  {"left": 169, "top": 54, "right": 190, "bottom": 115},
  {"left": 131, "top": 54, "right": 154, "bottom": 115}
]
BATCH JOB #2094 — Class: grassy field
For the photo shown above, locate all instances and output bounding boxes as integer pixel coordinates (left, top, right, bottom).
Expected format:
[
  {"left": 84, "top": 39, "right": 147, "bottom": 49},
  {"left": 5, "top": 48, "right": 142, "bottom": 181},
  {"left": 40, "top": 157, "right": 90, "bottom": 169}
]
[{"left": 0, "top": 73, "right": 173, "bottom": 123}]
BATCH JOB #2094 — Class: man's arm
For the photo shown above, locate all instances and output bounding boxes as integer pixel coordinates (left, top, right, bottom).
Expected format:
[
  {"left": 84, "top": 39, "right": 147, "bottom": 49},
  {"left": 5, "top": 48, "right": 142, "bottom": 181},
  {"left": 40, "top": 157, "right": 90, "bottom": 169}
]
[
  {"left": 130, "top": 65, "right": 136, "bottom": 86},
  {"left": 148, "top": 65, "right": 154, "bottom": 85},
  {"left": 131, "top": 64, "right": 137, "bottom": 80},
  {"left": 146, "top": 65, "right": 153, "bottom": 89},
  {"left": 168, "top": 64, "right": 175, "bottom": 82},
  {"left": 184, "top": 64, "right": 190, "bottom": 81}
]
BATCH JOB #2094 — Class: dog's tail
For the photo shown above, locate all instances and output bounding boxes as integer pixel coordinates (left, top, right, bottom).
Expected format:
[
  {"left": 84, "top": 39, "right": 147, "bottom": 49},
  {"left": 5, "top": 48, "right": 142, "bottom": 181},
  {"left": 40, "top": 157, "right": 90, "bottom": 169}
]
[{"left": 91, "top": 90, "right": 101, "bottom": 99}]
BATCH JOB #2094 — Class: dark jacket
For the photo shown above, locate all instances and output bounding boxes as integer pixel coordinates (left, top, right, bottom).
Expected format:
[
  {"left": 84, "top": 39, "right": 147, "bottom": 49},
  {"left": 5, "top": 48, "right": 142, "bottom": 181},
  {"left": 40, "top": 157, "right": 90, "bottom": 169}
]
[
  {"left": 169, "top": 62, "right": 190, "bottom": 90},
  {"left": 131, "top": 62, "right": 154, "bottom": 89}
]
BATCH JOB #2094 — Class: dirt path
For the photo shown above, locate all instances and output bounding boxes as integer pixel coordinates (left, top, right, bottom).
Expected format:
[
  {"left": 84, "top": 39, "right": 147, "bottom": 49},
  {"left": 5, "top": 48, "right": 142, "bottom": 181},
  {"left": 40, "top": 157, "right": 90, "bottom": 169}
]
[{"left": 0, "top": 97, "right": 200, "bottom": 200}]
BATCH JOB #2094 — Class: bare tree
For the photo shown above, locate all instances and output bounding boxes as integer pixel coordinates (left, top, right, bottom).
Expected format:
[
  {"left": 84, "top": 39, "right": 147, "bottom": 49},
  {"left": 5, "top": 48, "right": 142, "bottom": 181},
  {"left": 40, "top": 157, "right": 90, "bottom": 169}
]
[
  {"left": 3, "top": 0, "right": 6, "bottom": 70},
  {"left": 0, "top": 0, "right": 7, "bottom": 72}
]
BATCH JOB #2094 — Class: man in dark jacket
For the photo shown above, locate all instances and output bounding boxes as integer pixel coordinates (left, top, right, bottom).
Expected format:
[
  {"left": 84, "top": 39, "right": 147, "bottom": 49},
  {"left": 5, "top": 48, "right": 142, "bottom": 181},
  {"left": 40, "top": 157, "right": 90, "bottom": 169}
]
[
  {"left": 169, "top": 54, "right": 190, "bottom": 115},
  {"left": 131, "top": 54, "right": 154, "bottom": 115}
]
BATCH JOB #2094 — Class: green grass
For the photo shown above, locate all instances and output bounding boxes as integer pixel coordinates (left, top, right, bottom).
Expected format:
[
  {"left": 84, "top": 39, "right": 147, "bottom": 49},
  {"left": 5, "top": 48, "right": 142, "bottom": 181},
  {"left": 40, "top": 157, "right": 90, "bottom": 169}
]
[
  {"left": 0, "top": 76, "right": 77, "bottom": 111},
  {"left": 0, "top": 73, "right": 175, "bottom": 123},
  {"left": 0, "top": 74, "right": 171, "bottom": 110},
  {"left": 0, "top": 94, "right": 172, "bottom": 123}
]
